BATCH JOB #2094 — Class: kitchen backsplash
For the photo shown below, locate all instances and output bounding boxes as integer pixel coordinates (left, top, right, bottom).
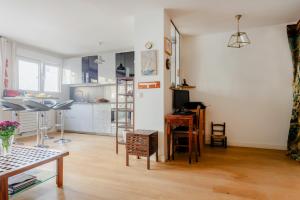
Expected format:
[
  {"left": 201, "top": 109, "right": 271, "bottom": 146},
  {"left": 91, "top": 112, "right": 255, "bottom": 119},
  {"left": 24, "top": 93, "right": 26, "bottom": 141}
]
[{"left": 70, "top": 85, "right": 115, "bottom": 103}]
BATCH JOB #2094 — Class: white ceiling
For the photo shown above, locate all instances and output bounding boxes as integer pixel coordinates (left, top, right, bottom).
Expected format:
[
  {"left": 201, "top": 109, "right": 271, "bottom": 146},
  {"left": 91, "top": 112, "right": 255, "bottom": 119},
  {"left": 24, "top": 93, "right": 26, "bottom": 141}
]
[{"left": 0, "top": 0, "right": 299, "bottom": 57}]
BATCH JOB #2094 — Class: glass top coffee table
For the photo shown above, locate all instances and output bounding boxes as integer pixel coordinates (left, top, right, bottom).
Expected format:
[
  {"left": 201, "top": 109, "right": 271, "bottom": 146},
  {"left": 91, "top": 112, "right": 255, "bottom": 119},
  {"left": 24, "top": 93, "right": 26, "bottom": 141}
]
[{"left": 0, "top": 145, "right": 69, "bottom": 200}]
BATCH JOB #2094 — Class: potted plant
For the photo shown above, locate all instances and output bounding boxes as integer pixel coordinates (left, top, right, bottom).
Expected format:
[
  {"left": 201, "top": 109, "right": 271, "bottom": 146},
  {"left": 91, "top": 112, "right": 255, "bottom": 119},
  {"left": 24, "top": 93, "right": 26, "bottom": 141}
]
[{"left": 0, "top": 121, "right": 20, "bottom": 156}]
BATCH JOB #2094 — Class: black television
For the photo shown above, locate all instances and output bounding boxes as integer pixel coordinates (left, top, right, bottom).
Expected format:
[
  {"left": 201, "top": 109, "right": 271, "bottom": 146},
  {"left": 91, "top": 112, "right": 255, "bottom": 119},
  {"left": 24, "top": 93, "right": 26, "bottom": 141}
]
[{"left": 173, "top": 90, "right": 190, "bottom": 111}]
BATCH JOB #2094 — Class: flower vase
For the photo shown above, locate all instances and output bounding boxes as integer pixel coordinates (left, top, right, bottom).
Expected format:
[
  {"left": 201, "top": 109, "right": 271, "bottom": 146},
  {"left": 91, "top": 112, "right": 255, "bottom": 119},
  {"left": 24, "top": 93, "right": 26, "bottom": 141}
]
[{"left": 1, "top": 135, "right": 14, "bottom": 156}]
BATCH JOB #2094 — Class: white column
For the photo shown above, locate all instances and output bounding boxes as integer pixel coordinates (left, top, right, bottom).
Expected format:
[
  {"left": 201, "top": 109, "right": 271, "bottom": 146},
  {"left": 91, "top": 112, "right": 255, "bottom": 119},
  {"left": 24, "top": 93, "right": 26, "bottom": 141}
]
[{"left": 134, "top": 9, "right": 172, "bottom": 161}]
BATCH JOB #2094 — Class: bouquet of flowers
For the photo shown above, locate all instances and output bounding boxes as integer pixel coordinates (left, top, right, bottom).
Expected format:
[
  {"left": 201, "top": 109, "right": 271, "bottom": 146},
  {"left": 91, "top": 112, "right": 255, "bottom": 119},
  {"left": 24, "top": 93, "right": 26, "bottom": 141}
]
[{"left": 0, "top": 121, "right": 20, "bottom": 154}]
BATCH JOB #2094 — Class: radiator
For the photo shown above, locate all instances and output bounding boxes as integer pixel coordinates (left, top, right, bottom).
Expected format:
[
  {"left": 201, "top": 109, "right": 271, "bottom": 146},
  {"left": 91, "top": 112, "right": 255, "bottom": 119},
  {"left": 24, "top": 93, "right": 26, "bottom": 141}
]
[{"left": 18, "top": 112, "right": 37, "bottom": 134}]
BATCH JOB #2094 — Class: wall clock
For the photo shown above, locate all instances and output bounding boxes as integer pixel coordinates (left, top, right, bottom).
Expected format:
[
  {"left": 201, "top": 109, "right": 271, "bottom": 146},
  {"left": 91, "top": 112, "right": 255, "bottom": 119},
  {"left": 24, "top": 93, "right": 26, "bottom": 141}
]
[{"left": 145, "top": 42, "right": 153, "bottom": 49}]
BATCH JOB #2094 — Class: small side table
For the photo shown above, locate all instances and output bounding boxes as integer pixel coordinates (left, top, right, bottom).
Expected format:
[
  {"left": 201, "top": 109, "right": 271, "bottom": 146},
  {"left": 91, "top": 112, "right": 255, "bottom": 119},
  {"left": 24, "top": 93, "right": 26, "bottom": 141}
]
[{"left": 126, "top": 130, "right": 158, "bottom": 170}]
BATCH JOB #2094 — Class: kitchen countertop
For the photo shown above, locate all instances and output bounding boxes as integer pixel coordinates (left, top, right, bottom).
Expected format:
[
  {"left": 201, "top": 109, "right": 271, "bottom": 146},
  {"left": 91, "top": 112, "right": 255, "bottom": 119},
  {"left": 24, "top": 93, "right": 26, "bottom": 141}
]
[
  {"left": 73, "top": 102, "right": 113, "bottom": 104},
  {"left": 3, "top": 96, "right": 59, "bottom": 100},
  {"left": 73, "top": 102, "right": 132, "bottom": 104}
]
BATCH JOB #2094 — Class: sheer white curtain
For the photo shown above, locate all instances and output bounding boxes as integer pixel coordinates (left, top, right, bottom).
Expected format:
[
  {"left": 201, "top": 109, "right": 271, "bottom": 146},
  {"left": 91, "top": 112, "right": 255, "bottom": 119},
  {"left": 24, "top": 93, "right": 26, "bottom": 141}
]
[
  {"left": 0, "top": 37, "right": 5, "bottom": 93},
  {"left": 0, "top": 37, "right": 14, "bottom": 91}
]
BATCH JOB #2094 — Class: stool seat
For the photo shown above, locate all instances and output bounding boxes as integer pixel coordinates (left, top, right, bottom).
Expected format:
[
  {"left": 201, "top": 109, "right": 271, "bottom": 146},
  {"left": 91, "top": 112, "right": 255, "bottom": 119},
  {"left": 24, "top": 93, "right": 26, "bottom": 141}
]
[
  {"left": 0, "top": 100, "right": 25, "bottom": 145},
  {"left": 52, "top": 100, "right": 74, "bottom": 110},
  {"left": 0, "top": 100, "right": 26, "bottom": 111},
  {"left": 23, "top": 100, "right": 51, "bottom": 112}
]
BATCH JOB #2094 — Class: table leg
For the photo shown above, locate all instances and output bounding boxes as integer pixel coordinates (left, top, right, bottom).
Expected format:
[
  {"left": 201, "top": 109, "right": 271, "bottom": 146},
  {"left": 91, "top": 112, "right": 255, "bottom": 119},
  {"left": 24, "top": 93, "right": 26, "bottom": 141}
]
[
  {"left": 172, "top": 132, "right": 175, "bottom": 160},
  {"left": 126, "top": 149, "right": 129, "bottom": 166},
  {"left": 189, "top": 119, "right": 193, "bottom": 164},
  {"left": 147, "top": 156, "right": 150, "bottom": 170},
  {"left": 57, "top": 158, "right": 63, "bottom": 188},
  {"left": 203, "top": 109, "right": 206, "bottom": 147},
  {"left": 166, "top": 121, "right": 171, "bottom": 161},
  {"left": 194, "top": 134, "right": 198, "bottom": 162},
  {"left": 0, "top": 176, "right": 8, "bottom": 200}
]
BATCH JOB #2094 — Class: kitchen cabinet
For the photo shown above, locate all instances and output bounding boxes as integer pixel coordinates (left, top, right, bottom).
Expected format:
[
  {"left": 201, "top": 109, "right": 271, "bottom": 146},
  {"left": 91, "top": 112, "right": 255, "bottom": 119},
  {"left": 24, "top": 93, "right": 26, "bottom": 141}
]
[
  {"left": 93, "top": 104, "right": 112, "bottom": 133},
  {"left": 98, "top": 53, "right": 116, "bottom": 84},
  {"left": 64, "top": 104, "right": 93, "bottom": 133},
  {"left": 62, "top": 57, "right": 82, "bottom": 84},
  {"left": 115, "top": 51, "right": 134, "bottom": 77},
  {"left": 64, "top": 103, "right": 112, "bottom": 134},
  {"left": 82, "top": 56, "right": 98, "bottom": 83}
]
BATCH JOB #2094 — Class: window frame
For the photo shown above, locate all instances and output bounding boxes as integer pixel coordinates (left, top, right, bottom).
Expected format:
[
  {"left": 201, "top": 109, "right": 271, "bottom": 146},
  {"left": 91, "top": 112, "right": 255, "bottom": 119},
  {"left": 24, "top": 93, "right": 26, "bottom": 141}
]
[
  {"left": 16, "top": 56, "right": 42, "bottom": 92},
  {"left": 16, "top": 56, "right": 62, "bottom": 93},
  {"left": 43, "top": 62, "right": 62, "bottom": 93},
  {"left": 170, "top": 20, "right": 181, "bottom": 87}
]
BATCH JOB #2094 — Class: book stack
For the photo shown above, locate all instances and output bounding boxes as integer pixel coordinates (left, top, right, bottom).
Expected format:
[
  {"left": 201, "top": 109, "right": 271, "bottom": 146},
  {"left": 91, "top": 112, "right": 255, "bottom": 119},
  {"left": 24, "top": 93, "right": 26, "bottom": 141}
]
[{"left": 8, "top": 173, "right": 39, "bottom": 195}]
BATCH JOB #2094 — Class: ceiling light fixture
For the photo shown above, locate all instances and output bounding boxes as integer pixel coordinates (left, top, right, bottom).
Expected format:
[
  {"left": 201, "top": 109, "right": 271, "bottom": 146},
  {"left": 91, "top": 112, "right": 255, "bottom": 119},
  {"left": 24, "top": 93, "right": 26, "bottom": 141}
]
[
  {"left": 94, "top": 56, "right": 105, "bottom": 64},
  {"left": 228, "top": 14, "right": 251, "bottom": 48}
]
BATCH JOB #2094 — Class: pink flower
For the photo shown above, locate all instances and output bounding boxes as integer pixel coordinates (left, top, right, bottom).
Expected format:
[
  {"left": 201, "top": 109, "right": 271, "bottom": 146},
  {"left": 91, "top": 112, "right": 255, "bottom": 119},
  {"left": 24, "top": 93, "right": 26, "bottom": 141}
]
[{"left": 0, "top": 121, "right": 20, "bottom": 131}]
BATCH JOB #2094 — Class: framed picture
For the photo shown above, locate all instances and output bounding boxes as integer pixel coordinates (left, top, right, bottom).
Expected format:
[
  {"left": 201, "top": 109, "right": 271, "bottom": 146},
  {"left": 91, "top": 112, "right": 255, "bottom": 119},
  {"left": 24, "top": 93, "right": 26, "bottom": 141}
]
[
  {"left": 164, "top": 37, "right": 172, "bottom": 56},
  {"left": 141, "top": 50, "right": 158, "bottom": 76}
]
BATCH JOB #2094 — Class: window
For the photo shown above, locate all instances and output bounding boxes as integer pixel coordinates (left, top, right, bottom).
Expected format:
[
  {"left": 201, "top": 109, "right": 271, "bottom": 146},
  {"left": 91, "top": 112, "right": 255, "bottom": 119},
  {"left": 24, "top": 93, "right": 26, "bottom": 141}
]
[
  {"left": 44, "top": 64, "right": 60, "bottom": 92},
  {"left": 18, "top": 59, "right": 40, "bottom": 91},
  {"left": 17, "top": 58, "right": 61, "bottom": 92}
]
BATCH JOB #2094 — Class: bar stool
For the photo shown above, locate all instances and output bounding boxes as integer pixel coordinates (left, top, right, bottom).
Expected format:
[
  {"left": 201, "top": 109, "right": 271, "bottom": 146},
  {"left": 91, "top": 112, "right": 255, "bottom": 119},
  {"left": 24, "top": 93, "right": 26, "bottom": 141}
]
[
  {"left": 23, "top": 100, "right": 51, "bottom": 148},
  {"left": 0, "top": 100, "right": 25, "bottom": 144},
  {"left": 41, "top": 100, "right": 58, "bottom": 140},
  {"left": 53, "top": 100, "right": 74, "bottom": 144}
]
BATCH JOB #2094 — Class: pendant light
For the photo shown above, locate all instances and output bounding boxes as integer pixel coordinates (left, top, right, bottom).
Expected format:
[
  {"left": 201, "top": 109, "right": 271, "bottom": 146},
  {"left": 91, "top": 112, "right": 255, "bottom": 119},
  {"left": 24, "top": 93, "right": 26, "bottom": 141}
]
[{"left": 227, "top": 15, "right": 251, "bottom": 48}]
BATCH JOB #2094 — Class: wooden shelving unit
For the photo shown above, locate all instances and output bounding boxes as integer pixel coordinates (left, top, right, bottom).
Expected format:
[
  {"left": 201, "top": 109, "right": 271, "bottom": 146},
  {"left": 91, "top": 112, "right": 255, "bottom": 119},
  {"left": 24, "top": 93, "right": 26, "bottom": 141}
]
[
  {"left": 170, "top": 85, "right": 196, "bottom": 90},
  {"left": 115, "top": 77, "right": 134, "bottom": 154}
]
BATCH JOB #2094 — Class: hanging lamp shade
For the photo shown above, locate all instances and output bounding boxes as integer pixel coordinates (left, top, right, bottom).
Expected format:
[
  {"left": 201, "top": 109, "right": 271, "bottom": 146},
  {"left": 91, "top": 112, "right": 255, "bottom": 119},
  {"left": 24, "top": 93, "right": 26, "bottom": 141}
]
[{"left": 228, "top": 15, "right": 251, "bottom": 48}]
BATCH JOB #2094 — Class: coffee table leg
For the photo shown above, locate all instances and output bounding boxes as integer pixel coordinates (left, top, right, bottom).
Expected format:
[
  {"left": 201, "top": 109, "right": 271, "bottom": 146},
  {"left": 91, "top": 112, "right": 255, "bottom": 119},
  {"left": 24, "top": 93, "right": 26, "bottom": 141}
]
[
  {"left": 57, "top": 158, "right": 63, "bottom": 188},
  {"left": 0, "top": 176, "right": 8, "bottom": 200}
]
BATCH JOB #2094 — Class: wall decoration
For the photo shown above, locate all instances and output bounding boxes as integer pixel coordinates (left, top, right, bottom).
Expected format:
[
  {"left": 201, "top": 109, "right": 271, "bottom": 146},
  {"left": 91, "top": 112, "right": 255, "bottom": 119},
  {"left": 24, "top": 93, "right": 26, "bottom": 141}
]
[
  {"left": 166, "top": 58, "right": 170, "bottom": 70},
  {"left": 141, "top": 50, "right": 157, "bottom": 75},
  {"left": 138, "top": 81, "right": 160, "bottom": 89},
  {"left": 145, "top": 42, "right": 153, "bottom": 49},
  {"left": 164, "top": 37, "right": 172, "bottom": 56}
]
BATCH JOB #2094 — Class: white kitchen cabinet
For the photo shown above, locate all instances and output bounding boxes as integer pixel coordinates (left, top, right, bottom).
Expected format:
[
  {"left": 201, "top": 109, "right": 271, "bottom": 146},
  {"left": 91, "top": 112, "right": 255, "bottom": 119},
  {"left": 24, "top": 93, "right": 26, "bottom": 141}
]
[
  {"left": 98, "top": 53, "right": 116, "bottom": 84},
  {"left": 93, "top": 104, "right": 112, "bottom": 134},
  {"left": 62, "top": 57, "right": 82, "bottom": 84},
  {"left": 64, "top": 104, "right": 93, "bottom": 133},
  {"left": 63, "top": 103, "right": 112, "bottom": 134}
]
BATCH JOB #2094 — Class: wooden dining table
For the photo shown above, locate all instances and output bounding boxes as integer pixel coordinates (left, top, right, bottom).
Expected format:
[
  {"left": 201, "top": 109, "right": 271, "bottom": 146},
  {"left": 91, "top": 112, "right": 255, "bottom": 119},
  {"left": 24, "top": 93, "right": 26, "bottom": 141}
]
[{"left": 165, "top": 113, "right": 194, "bottom": 164}]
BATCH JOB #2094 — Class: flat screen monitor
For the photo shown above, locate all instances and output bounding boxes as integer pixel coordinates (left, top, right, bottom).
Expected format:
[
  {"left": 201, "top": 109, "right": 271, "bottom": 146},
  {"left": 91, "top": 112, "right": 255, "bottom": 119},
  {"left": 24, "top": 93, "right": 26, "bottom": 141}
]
[{"left": 173, "top": 90, "right": 190, "bottom": 111}]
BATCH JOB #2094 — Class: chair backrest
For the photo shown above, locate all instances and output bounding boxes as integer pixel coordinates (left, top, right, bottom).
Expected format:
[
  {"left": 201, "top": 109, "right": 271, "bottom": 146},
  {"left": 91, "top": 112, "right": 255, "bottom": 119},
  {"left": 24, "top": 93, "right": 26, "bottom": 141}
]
[
  {"left": 186, "top": 106, "right": 201, "bottom": 130},
  {"left": 0, "top": 100, "right": 26, "bottom": 111},
  {"left": 211, "top": 122, "right": 226, "bottom": 136}
]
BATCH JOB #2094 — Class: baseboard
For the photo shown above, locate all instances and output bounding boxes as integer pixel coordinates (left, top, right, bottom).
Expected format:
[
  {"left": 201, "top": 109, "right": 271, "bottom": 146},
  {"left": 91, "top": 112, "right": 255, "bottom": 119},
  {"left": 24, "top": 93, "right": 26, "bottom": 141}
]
[{"left": 205, "top": 139, "right": 286, "bottom": 150}]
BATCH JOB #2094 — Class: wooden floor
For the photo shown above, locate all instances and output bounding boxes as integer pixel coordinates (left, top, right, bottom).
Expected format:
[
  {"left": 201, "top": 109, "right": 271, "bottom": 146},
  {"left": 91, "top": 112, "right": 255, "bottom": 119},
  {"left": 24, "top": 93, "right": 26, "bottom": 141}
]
[{"left": 13, "top": 132, "right": 300, "bottom": 200}]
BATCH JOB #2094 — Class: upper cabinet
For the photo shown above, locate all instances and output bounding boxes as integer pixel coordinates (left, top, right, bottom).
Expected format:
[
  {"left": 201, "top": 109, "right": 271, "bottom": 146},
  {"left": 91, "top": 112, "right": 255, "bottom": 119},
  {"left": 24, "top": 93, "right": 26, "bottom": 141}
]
[
  {"left": 62, "top": 57, "right": 82, "bottom": 84},
  {"left": 116, "top": 51, "right": 134, "bottom": 77},
  {"left": 98, "top": 53, "right": 116, "bottom": 84},
  {"left": 62, "top": 51, "right": 134, "bottom": 85},
  {"left": 82, "top": 56, "right": 98, "bottom": 83}
]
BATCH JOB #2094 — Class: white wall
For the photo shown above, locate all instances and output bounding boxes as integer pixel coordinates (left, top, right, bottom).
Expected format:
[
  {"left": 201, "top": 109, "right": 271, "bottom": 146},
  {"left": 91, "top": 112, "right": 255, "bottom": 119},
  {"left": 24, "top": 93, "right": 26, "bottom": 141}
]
[
  {"left": 181, "top": 23, "right": 293, "bottom": 150},
  {"left": 134, "top": 9, "right": 172, "bottom": 161}
]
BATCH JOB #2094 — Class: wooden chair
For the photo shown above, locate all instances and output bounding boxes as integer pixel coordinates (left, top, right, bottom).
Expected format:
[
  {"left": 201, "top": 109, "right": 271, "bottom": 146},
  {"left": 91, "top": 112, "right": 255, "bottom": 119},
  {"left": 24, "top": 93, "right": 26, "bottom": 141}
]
[
  {"left": 171, "top": 106, "right": 201, "bottom": 162},
  {"left": 210, "top": 122, "right": 227, "bottom": 148}
]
